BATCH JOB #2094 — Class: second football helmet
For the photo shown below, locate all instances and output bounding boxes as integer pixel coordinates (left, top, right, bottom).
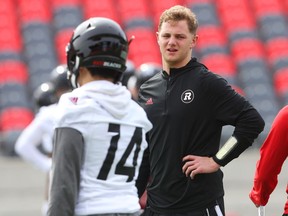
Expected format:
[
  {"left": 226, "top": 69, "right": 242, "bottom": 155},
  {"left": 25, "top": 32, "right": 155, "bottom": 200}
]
[
  {"left": 33, "top": 82, "right": 57, "bottom": 108},
  {"left": 135, "top": 62, "right": 162, "bottom": 89},
  {"left": 50, "top": 64, "right": 71, "bottom": 92}
]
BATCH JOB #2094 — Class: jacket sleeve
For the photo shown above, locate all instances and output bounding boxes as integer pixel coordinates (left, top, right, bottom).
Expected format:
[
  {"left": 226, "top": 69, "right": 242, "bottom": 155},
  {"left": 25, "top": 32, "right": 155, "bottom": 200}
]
[
  {"left": 210, "top": 75, "right": 265, "bottom": 166},
  {"left": 47, "top": 127, "right": 84, "bottom": 216},
  {"left": 136, "top": 132, "right": 150, "bottom": 198},
  {"left": 250, "top": 106, "right": 288, "bottom": 206}
]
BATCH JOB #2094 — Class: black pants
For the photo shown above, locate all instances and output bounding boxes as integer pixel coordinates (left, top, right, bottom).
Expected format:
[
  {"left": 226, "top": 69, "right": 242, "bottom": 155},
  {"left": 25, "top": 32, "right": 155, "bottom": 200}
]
[{"left": 141, "top": 197, "right": 225, "bottom": 216}]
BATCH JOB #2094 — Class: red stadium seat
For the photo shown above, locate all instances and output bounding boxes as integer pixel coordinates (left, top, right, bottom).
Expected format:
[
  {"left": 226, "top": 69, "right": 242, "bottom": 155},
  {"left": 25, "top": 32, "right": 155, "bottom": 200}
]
[
  {"left": 0, "top": 107, "right": 34, "bottom": 131},
  {"left": 0, "top": 2, "right": 18, "bottom": 27},
  {"left": 118, "top": 0, "right": 150, "bottom": 23},
  {"left": 50, "top": 0, "right": 80, "bottom": 8},
  {"left": 230, "top": 38, "right": 265, "bottom": 63},
  {"left": 18, "top": 0, "right": 52, "bottom": 23},
  {"left": 197, "top": 26, "right": 227, "bottom": 50},
  {"left": 150, "top": 0, "right": 182, "bottom": 28},
  {"left": 55, "top": 29, "right": 74, "bottom": 64},
  {"left": 284, "top": 0, "right": 288, "bottom": 12},
  {"left": 251, "top": 0, "right": 283, "bottom": 18},
  {"left": 201, "top": 53, "right": 237, "bottom": 77},
  {"left": 0, "top": 61, "right": 29, "bottom": 84},
  {"left": 0, "top": 1, "right": 23, "bottom": 52},
  {"left": 266, "top": 38, "right": 288, "bottom": 63},
  {"left": 274, "top": 68, "right": 288, "bottom": 95},
  {"left": 83, "top": 0, "right": 120, "bottom": 23},
  {"left": 215, "top": 0, "right": 256, "bottom": 34},
  {"left": 0, "top": 27, "right": 22, "bottom": 52},
  {"left": 185, "top": 0, "right": 213, "bottom": 4},
  {"left": 126, "top": 28, "right": 161, "bottom": 67}
]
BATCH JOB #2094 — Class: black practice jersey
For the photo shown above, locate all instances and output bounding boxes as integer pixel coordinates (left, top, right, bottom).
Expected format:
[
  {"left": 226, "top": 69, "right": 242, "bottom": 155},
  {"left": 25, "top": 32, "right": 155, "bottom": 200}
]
[{"left": 137, "top": 58, "right": 265, "bottom": 213}]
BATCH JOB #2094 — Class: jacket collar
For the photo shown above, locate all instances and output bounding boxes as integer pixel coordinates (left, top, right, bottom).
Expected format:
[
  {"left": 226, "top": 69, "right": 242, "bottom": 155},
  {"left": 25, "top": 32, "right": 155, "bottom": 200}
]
[{"left": 162, "top": 58, "right": 202, "bottom": 78}]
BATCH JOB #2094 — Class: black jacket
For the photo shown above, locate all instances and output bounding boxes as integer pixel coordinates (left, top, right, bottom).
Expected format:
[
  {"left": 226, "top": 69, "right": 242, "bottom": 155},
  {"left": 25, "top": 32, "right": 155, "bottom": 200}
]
[{"left": 137, "top": 58, "right": 265, "bottom": 213}]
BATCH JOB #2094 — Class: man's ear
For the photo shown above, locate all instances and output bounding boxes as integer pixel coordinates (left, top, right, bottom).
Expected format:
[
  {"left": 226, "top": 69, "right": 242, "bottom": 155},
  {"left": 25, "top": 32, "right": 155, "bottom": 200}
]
[
  {"left": 191, "top": 34, "right": 198, "bottom": 48},
  {"left": 156, "top": 32, "right": 160, "bottom": 45}
]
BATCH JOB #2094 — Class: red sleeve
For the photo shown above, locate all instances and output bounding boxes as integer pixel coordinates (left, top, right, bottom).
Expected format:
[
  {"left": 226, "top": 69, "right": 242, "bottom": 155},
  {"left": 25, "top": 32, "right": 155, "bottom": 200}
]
[{"left": 250, "top": 106, "right": 288, "bottom": 206}]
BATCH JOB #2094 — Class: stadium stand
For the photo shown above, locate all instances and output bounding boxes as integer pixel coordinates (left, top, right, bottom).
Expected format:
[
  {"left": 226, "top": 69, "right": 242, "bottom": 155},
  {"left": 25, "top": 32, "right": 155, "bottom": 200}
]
[
  {"left": 51, "top": 0, "right": 83, "bottom": 64},
  {"left": 215, "top": 0, "right": 282, "bottom": 144},
  {"left": 0, "top": 0, "right": 288, "bottom": 155}
]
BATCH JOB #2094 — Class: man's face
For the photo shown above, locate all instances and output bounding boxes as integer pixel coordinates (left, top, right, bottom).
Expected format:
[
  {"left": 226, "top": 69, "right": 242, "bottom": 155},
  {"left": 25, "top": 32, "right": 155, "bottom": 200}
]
[{"left": 157, "top": 20, "right": 197, "bottom": 69}]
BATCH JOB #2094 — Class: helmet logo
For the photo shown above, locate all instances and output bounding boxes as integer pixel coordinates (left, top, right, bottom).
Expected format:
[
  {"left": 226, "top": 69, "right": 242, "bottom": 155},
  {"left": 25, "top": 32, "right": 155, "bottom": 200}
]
[
  {"left": 103, "top": 61, "right": 121, "bottom": 69},
  {"left": 181, "top": 89, "right": 194, "bottom": 104},
  {"left": 92, "top": 60, "right": 122, "bottom": 69}
]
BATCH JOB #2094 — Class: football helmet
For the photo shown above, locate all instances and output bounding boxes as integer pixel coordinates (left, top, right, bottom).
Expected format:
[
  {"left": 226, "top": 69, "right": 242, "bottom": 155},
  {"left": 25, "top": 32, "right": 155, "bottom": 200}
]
[
  {"left": 121, "top": 59, "right": 135, "bottom": 87},
  {"left": 50, "top": 64, "right": 71, "bottom": 92},
  {"left": 66, "top": 17, "right": 129, "bottom": 88},
  {"left": 33, "top": 82, "right": 57, "bottom": 108},
  {"left": 135, "top": 62, "right": 162, "bottom": 89}
]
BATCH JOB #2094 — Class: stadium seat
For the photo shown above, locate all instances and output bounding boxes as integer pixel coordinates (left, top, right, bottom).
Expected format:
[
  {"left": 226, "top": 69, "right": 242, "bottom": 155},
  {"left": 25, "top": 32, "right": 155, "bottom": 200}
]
[
  {"left": 0, "top": 2, "right": 22, "bottom": 52},
  {"left": 237, "top": 57, "right": 279, "bottom": 102},
  {"left": 118, "top": 0, "right": 150, "bottom": 26},
  {"left": 126, "top": 28, "right": 161, "bottom": 67},
  {"left": 188, "top": 0, "right": 222, "bottom": 55},
  {"left": 54, "top": 29, "right": 74, "bottom": 64},
  {"left": 258, "top": 14, "right": 288, "bottom": 42},
  {"left": 150, "top": 0, "right": 182, "bottom": 28},
  {"left": 238, "top": 58, "right": 272, "bottom": 83},
  {"left": 124, "top": 18, "right": 154, "bottom": 31},
  {"left": 21, "top": 21, "right": 57, "bottom": 91},
  {"left": 0, "top": 107, "right": 34, "bottom": 132},
  {"left": 50, "top": 0, "right": 79, "bottom": 8},
  {"left": 274, "top": 68, "right": 288, "bottom": 96},
  {"left": 215, "top": 0, "right": 256, "bottom": 35},
  {"left": 188, "top": 1, "right": 220, "bottom": 26},
  {"left": 266, "top": 38, "right": 288, "bottom": 65},
  {"left": 83, "top": 0, "right": 120, "bottom": 24},
  {"left": 230, "top": 38, "right": 265, "bottom": 63},
  {"left": 185, "top": 0, "right": 213, "bottom": 4},
  {"left": 0, "top": 60, "right": 28, "bottom": 84},
  {"left": 52, "top": 6, "right": 83, "bottom": 32},
  {"left": 201, "top": 53, "right": 236, "bottom": 77},
  {"left": 0, "top": 52, "right": 22, "bottom": 62},
  {"left": 198, "top": 45, "right": 228, "bottom": 57},
  {"left": 251, "top": 0, "right": 283, "bottom": 18},
  {"left": 229, "top": 29, "right": 259, "bottom": 44},
  {"left": 0, "top": 82, "right": 32, "bottom": 110},
  {"left": 273, "top": 57, "right": 288, "bottom": 72},
  {"left": 17, "top": 0, "right": 51, "bottom": 23},
  {"left": 196, "top": 26, "right": 227, "bottom": 51},
  {"left": 0, "top": 29, "right": 22, "bottom": 52}
]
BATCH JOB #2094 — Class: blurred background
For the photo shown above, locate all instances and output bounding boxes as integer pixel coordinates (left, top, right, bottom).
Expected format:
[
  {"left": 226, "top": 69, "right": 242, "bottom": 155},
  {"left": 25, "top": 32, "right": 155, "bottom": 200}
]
[{"left": 0, "top": 0, "right": 288, "bottom": 215}]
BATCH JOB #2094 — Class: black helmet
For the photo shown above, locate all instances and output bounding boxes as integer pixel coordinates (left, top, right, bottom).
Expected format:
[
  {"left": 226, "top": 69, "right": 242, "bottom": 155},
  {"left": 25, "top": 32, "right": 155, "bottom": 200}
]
[
  {"left": 121, "top": 59, "right": 135, "bottom": 87},
  {"left": 50, "top": 64, "right": 71, "bottom": 92},
  {"left": 66, "top": 17, "right": 129, "bottom": 88},
  {"left": 135, "top": 62, "right": 162, "bottom": 89},
  {"left": 33, "top": 82, "right": 57, "bottom": 108}
]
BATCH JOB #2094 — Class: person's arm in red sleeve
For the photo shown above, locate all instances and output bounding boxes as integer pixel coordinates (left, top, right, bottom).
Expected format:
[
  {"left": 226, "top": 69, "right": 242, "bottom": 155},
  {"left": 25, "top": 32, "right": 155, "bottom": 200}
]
[{"left": 250, "top": 106, "right": 288, "bottom": 206}]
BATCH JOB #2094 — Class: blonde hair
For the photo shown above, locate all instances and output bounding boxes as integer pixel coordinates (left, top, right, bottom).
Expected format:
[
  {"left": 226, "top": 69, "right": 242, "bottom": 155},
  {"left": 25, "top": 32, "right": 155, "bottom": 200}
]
[{"left": 158, "top": 5, "right": 198, "bottom": 34}]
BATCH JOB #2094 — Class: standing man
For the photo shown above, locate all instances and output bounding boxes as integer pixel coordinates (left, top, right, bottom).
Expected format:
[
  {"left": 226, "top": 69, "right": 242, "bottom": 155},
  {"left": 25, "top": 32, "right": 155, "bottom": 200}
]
[
  {"left": 249, "top": 105, "right": 288, "bottom": 216},
  {"left": 47, "top": 17, "right": 152, "bottom": 216},
  {"left": 137, "top": 5, "right": 265, "bottom": 215}
]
